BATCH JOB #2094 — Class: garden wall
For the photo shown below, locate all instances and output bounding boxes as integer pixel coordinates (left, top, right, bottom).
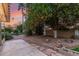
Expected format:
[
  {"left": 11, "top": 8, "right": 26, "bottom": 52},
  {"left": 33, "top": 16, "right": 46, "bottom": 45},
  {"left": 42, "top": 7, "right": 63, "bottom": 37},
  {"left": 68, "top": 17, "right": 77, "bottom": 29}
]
[
  {"left": 46, "top": 29, "right": 54, "bottom": 37},
  {"left": 57, "top": 30, "right": 75, "bottom": 39},
  {"left": 46, "top": 29, "right": 75, "bottom": 39}
]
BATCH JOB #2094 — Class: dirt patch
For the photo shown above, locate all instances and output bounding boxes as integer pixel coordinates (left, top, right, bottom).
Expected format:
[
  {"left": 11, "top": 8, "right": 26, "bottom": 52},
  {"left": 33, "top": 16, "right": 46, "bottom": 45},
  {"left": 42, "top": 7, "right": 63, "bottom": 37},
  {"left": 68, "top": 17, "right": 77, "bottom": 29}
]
[{"left": 17, "top": 35, "right": 79, "bottom": 56}]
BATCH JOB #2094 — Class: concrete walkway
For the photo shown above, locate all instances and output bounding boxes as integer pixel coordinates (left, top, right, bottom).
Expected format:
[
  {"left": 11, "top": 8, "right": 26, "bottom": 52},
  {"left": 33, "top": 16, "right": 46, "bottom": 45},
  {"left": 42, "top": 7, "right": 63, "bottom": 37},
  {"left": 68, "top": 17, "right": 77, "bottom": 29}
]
[{"left": 0, "top": 39, "right": 46, "bottom": 56}]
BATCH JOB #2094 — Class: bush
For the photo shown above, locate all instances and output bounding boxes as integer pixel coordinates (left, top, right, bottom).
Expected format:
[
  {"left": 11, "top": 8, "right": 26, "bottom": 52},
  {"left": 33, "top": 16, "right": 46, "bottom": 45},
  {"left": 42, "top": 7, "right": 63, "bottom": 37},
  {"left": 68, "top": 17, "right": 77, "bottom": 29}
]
[
  {"left": 2, "top": 32, "right": 13, "bottom": 41},
  {"left": 3, "top": 28, "right": 13, "bottom": 33},
  {"left": 35, "top": 24, "right": 43, "bottom": 35},
  {"left": 58, "top": 26, "right": 69, "bottom": 31},
  {"left": 72, "top": 47, "right": 79, "bottom": 52},
  {"left": 13, "top": 25, "right": 23, "bottom": 35},
  {"left": 13, "top": 29, "right": 20, "bottom": 35},
  {"left": 26, "top": 29, "right": 32, "bottom": 36}
]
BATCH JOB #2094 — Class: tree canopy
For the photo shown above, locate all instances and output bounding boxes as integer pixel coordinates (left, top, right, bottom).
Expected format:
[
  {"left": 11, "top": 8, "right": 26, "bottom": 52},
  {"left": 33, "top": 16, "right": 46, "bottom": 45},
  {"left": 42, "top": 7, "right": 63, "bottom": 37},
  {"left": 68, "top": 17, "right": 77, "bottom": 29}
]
[{"left": 25, "top": 3, "right": 79, "bottom": 31}]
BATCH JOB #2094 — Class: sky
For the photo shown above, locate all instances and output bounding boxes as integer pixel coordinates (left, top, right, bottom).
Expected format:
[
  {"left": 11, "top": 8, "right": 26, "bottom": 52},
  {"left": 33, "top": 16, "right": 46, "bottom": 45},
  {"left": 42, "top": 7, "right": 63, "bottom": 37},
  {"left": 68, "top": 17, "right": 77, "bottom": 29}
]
[
  {"left": 11, "top": 3, "right": 21, "bottom": 17},
  {"left": 5, "top": 3, "right": 23, "bottom": 28}
]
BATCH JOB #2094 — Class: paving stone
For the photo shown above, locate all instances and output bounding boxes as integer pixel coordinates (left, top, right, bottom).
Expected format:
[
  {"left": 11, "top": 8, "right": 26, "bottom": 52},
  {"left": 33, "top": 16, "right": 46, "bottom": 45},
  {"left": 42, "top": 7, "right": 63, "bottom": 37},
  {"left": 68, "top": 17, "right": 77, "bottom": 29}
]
[
  {"left": 0, "top": 40, "right": 46, "bottom": 56},
  {"left": 46, "top": 49, "right": 54, "bottom": 53}
]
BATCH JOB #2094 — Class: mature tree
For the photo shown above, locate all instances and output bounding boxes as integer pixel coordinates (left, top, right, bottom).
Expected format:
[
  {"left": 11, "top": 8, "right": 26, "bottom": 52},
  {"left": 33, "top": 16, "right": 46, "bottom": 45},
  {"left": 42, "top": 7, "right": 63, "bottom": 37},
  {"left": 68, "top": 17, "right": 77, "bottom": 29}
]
[
  {"left": 26, "top": 4, "right": 54, "bottom": 30},
  {"left": 25, "top": 3, "right": 79, "bottom": 37}
]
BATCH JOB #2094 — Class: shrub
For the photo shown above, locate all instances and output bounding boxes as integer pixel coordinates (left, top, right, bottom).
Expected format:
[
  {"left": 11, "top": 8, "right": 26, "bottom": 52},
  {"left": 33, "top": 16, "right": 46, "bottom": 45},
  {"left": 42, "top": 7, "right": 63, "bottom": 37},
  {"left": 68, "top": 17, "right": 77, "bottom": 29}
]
[
  {"left": 13, "top": 25, "right": 23, "bottom": 35},
  {"left": 3, "top": 28, "right": 13, "bottom": 33},
  {"left": 26, "top": 29, "right": 32, "bottom": 36},
  {"left": 72, "top": 47, "right": 79, "bottom": 52},
  {"left": 2, "top": 32, "right": 13, "bottom": 41}
]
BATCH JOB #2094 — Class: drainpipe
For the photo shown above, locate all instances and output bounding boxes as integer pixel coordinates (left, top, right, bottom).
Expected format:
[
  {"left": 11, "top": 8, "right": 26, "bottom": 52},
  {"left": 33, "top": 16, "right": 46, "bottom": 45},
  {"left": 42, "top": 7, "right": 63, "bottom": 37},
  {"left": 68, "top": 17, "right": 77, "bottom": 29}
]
[
  {"left": 0, "top": 22, "right": 2, "bottom": 45},
  {"left": 22, "top": 8, "right": 24, "bottom": 33}
]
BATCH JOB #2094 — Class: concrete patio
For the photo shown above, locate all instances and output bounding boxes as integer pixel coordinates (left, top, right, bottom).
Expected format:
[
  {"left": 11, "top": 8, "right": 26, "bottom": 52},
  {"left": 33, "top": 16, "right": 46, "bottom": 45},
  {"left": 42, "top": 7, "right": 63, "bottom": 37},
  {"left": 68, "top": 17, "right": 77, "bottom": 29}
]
[{"left": 0, "top": 39, "right": 46, "bottom": 56}]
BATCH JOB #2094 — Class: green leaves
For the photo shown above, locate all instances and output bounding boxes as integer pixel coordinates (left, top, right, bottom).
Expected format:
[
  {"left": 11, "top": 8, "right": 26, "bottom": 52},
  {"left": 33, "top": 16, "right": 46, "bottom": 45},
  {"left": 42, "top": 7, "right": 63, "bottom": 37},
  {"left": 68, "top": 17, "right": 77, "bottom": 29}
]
[
  {"left": 72, "top": 47, "right": 79, "bottom": 52},
  {"left": 25, "top": 3, "right": 79, "bottom": 31},
  {"left": 26, "top": 3, "right": 53, "bottom": 30}
]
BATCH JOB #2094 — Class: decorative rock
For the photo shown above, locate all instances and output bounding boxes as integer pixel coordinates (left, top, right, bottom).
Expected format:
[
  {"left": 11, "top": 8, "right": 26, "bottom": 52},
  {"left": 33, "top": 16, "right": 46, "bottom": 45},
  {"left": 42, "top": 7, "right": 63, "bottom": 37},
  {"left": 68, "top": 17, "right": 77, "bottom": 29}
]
[
  {"left": 46, "top": 39, "right": 49, "bottom": 42},
  {"left": 45, "top": 49, "right": 54, "bottom": 56},
  {"left": 35, "top": 46, "right": 40, "bottom": 48},
  {"left": 46, "top": 49, "right": 53, "bottom": 52},
  {"left": 31, "top": 44, "right": 40, "bottom": 48},
  {"left": 39, "top": 47, "right": 45, "bottom": 51},
  {"left": 31, "top": 44, "right": 36, "bottom": 46}
]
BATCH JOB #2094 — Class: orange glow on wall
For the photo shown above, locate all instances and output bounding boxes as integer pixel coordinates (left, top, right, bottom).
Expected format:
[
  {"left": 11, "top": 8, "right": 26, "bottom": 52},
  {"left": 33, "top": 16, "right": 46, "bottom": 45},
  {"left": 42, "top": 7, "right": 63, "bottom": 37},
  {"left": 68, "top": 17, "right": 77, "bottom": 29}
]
[
  {"left": 0, "top": 3, "right": 10, "bottom": 22},
  {"left": 0, "top": 3, "right": 23, "bottom": 28},
  {"left": 2, "top": 3, "right": 10, "bottom": 22}
]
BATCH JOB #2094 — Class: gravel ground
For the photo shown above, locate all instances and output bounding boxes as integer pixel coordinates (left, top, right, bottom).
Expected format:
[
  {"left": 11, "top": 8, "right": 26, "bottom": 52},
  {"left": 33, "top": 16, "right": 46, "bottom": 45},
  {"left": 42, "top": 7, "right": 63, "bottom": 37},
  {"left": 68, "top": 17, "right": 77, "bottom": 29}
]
[{"left": 12, "top": 35, "right": 79, "bottom": 56}]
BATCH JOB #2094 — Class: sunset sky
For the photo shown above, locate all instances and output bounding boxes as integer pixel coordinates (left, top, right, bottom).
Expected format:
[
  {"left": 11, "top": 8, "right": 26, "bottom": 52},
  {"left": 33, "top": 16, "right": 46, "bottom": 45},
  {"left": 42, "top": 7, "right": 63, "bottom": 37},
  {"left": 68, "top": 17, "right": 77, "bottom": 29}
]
[{"left": 5, "top": 3, "right": 23, "bottom": 28}]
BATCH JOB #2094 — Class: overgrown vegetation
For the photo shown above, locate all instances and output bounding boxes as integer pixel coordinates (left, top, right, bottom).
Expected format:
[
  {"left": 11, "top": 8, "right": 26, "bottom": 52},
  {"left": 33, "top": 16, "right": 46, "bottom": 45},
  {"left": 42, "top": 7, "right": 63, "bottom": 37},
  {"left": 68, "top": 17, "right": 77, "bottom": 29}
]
[
  {"left": 1, "top": 28, "right": 13, "bottom": 40},
  {"left": 25, "top": 3, "right": 79, "bottom": 35},
  {"left": 13, "top": 25, "right": 23, "bottom": 35},
  {"left": 72, "top": 47, "right": 79, "bottom": 52},
  {"left": 2, "top": 32, "right": 13, "bottom": 40},
  {"left": 1, "top": 24, "right": 23, "bottom": 40}
]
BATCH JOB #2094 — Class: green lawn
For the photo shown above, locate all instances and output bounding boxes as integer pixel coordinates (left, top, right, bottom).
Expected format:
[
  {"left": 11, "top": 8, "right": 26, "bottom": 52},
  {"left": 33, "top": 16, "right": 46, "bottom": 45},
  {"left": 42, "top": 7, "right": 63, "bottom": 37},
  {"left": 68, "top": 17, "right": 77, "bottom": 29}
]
[{"left": 72, "top": 47, "right": 79, "bottom": 52}]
